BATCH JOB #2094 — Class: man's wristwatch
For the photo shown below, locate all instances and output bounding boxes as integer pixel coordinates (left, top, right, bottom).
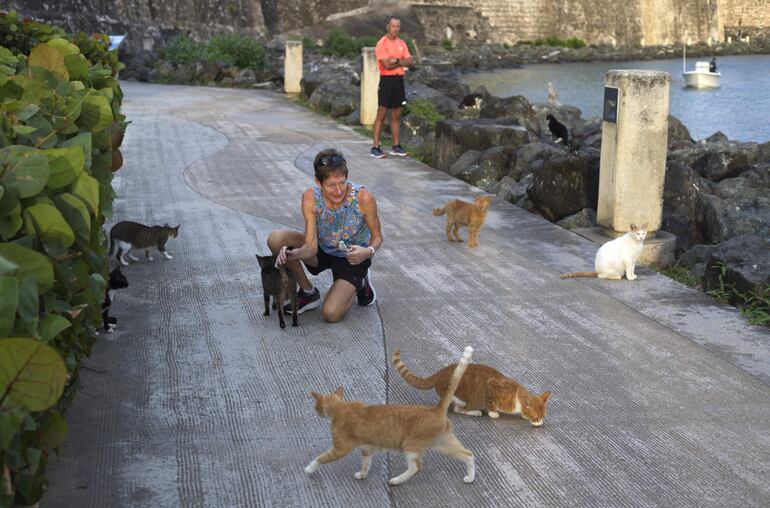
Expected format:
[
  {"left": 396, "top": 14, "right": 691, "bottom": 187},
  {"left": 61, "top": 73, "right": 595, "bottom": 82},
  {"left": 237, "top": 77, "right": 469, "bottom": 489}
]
[{"left": 368, "top": 246, "right": 376, "bottom": 257}]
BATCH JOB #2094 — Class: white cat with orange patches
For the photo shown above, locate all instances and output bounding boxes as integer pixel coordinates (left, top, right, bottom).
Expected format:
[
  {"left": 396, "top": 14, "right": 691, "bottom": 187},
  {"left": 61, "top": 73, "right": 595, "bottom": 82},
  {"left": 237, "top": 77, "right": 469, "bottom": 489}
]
[
  {"left": 561, "top": 223, "right": 648, "bottom": 280},
  {"left": 306, "top": 346, "right": 476, "bottom": 485}
]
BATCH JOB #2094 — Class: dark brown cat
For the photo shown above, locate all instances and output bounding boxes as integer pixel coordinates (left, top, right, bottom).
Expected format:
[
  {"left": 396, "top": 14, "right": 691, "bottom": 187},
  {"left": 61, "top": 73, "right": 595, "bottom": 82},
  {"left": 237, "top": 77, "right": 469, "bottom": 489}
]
[
  {"left": 109, "top": 221, "right": 180, "bottom": 266},
  {"left": 393, "top": 349, "right": 551, "bottom": 426},
  {"left": 256, "top": 254, "right": 298, "bottom": 329},
  {"left": 306, "top": 347, "right": 476, "bottom": 485}
]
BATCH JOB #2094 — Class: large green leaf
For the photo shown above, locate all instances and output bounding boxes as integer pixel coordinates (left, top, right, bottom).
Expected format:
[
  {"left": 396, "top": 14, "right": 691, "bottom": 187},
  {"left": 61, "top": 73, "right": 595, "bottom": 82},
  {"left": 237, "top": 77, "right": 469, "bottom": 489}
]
[
  {"left": 38, "top": 314, "right": 71, "bottom": 342},
  {"left": 77, "top": 93, "right": 112, "bottom": 132},
  {"left": 0, "top": 407, "right": 25, "bottom": 450},
  {"left": 54, "top": 193, "right": 90, "bottom": 242},
  {"left": 47, "top": 38, "right": 80, "bottom": 57},
  {"left": 37, "top": 410, "right": 68, "bottom": 449},
  {"left": 28, "top": 43, "right": 69, "bottom": 80},
  {"left": 42, "top": 146, "right": 84, "bottom": 189},
  {"left": 60, "top": 132, "right": 92, "bottom": 169},
  {"left": 0, "top": 146, "right": 50, "bottom": 198},
  {"left": 24, "top": 203, "right": 75, "bottom": 247},
  {"left": 0, "top": 46, "right": 17, "bottom": 67},
  {"left": 0, "top": 254, "right": 18, "bottom": 276},
  {"left": 0, "top": 243, "right": 54, "bottom": 292},
  {"left": 0, "top": 338, "right": 67, "bottom": 411},
  {"left": 0, "top": 275, "right": 19, "bottom": 337},
  {"left": 0, "top": 201, "right": 23, "bottom": 241},
  {"left": 16, "top": 276, "right": 38, "bottom": 334},
  {"left": 72, "top": 173, "right": 99, "bottom": 215}
]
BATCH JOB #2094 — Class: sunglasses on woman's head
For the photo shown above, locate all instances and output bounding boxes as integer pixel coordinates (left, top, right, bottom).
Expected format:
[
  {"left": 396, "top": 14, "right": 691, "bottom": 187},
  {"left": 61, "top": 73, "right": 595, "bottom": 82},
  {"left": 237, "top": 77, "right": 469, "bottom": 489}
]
[{"left": 319, "top": 155, "right": 346, "bottom": 167}]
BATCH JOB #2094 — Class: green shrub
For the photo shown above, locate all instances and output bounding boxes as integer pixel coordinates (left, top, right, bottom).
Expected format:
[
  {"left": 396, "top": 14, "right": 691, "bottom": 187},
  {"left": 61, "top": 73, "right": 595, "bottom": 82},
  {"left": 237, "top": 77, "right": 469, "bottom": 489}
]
[
  {"left": 0, "top": 13, "right": 125, "bottom": 506},
  {"left": 441, "top": 38, "right": 454, "bottom": 51},
  {"left": 161, "top": 35, "right": 206, "bottom": 65},
  {"left": 205, "top": 33, "right": 265, "bottom": 70},
  {"left": 403, "top": 99, "right": 444, "bottom": 128},
  {"left": 321, "top": 29, "right": 379, "bottom": 58},
  {"left": 530, "top": 36, "right": 587, "bottom": 48},
  {"left": 400, "top": 34, "right": 417, "bottom": 56},
  {"left": 565, "top": 37, "right": 587, "bottom": 49},
  {"left": 302, "top": 36, "right": 316, "bottom": 51}
]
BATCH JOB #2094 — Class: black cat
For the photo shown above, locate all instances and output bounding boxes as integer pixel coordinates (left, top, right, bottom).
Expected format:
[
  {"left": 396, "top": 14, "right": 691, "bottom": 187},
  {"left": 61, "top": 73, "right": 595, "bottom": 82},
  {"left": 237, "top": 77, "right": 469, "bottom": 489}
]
[
  {"left": 546, "top": 114, "right": 570, "bottom": 146},
  {"left": 102, "top": 266, "right": 129, "bottom": 333}
]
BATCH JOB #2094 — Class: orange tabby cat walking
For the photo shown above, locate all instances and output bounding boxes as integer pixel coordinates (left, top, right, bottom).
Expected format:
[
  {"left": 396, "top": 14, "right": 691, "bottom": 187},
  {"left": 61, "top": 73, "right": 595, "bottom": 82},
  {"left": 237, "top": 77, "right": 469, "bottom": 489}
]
[
  {"left": 393, "top": 349, "right": 551, "bottom": 426},
  {"left": 433, "top": 196, "right": 492, "bottom": 248},
  {"left": 305, "top": 347, "right": 476, "bottom": 485}
]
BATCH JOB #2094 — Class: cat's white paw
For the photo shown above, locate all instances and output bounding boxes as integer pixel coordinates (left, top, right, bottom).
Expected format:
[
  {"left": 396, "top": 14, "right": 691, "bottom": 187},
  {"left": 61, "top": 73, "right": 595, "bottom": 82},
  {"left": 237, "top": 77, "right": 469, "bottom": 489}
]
[
  {"left": 147, "top": 256, "right": 153, "bottom": 261},
  {"left": 627, "top": 274, "right": 637, "bottom": 281},
  {"left": 163, "top": 252, "right": 173, "bottom": 260},
  {"left": 463, "top": 474, "right": 475, "bottom": 484},
  {"left": 106, "top": 328, "right": 114, "bottom": 334},
  {"left": 388, "top": 477, "right": 403, "bottom": 485},
  {"left": 488, "top": 411, "right": 500, "bottom": 419},
  {"left": 465, "top": 410, "right": 483, "bottom": 417},
  {"left": 304, "top": 460, "right": 318, "bottom": 474},
  {"left": 354, "top": 471, "right": 367, "bottom": 480},
  {"left": 120, "top": 260, "right": 129, "bottom": 266},
  {"left": 108, "top": 323, "right": 117, "bottom": 330}
]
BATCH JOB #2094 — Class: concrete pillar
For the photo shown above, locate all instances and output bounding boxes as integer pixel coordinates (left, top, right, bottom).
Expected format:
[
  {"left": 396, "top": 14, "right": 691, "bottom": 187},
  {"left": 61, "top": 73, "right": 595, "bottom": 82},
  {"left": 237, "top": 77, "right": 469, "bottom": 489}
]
[
  {"left": 574, "top": 70, "right": 675, "bottom": 266},
  {"left": 284, "top": 41, "right": 302, "bottom": 94},
  {"left": 360, "top": 47, "right": 380, "bottom": 126},
  {"left": 597, "top": 70, "right": 670, "bottom": 234}
]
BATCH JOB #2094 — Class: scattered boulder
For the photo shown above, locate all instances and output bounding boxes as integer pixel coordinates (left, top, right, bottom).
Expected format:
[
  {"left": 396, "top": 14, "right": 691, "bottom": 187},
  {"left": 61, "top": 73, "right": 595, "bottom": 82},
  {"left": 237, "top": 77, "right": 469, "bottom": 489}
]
[
  {"left": 308, "top": 81, "right": 359, "bottom": 117},
  {"left": 557, "top": 208, "right": 597, "bottom": 229},
  {"left": 479, "top": 94, "right": 539, "bottom": 133},
  {"left": 434, "top": 118, "right": 531, "bottom": 173},
  {"left": 668, "top": 115, "right": 694, "bottom": 149},
  {"left": 405, "top": 82, "right": 458, "bottom": 118},
  {"left": 702, "top": 235, "right": 770, "bottom": 300},
  {"left": 528, "top": 153, "right": 598, "bottom": 221}
]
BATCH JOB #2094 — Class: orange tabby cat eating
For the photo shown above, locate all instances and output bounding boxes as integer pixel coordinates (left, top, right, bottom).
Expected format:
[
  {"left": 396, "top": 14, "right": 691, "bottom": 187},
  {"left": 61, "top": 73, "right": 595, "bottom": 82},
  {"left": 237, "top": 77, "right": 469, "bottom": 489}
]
[
  {"left": 432, "top": 195, "right": 492, "bottom": 248},
  {"left": 393, "top": 349, "right": 551, "bottom": 426},
  {"left": 305, "top": 346, "right": 476, "bottom": 485}
]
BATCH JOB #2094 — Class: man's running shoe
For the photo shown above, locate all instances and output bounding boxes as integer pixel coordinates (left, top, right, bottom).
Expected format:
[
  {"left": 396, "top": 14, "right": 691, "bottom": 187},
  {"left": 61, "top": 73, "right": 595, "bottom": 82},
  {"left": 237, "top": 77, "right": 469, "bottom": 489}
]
[
  {"left": 370, "top": 146, "right": 386, "bottom": 158},
  {"left": 389, "top": 144, "right": 408, "bottom": 156}
]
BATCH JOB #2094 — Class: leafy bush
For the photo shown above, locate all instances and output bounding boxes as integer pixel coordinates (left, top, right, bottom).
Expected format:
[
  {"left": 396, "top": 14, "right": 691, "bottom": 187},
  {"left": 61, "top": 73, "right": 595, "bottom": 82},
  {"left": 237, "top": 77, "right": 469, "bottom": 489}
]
[
  {"left": 161, "top": 35, "right": 206, "bottom": 65},
  {"left": 205, "top": 33, "right": 265, "bottom": 70},
  {"left": 441, "top": 38, "right": 454, "bottom": 51},
  {"left": 302, "top": 36, "right": 316, "bottom": 51},
  {"left": 403, "top": 99, "right": 444, "bottom": 128},
  {"left": 321, "top": 29, "right": 378, "bottom": 58},
  {"left": 0, "top": 12, "right": 125, "bottom": 506}
]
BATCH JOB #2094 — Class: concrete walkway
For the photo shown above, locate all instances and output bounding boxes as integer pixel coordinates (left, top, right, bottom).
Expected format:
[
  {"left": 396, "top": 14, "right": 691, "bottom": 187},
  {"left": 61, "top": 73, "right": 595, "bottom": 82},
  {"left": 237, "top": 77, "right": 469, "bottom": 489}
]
[{"left": 46, "top": 82, "right": 770, "bottom": 507}]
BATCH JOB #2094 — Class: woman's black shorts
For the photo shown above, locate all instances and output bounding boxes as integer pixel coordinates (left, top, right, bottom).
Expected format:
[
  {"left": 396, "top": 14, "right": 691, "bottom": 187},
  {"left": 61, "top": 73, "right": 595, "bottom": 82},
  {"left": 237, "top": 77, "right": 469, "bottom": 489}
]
[
  {"left": 378, "top": 75, "right": 406, "bottom": 109},
  {"left": 304, "top": 248, "right": 371, "bottom": 289}
]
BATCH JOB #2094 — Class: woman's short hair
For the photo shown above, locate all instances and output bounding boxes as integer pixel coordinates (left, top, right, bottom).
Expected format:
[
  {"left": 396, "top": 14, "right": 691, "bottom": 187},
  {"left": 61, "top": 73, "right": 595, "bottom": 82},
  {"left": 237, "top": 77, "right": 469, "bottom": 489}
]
[{"left": 313, "top": 148, "right": 348, "bottom": 184}]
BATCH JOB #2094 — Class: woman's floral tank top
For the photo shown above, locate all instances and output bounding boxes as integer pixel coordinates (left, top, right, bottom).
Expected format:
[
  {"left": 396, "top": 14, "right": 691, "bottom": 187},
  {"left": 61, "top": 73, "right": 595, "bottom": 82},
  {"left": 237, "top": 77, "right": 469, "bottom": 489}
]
[{"left": 314, "top": 181, "right": 371, "bottom": 257}]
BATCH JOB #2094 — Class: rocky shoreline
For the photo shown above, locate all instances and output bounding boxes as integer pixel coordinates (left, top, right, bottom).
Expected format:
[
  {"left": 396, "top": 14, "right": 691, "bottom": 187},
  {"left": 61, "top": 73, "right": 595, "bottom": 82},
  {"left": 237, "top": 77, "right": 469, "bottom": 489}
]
[{"left": 121, "top": 39, "right": 770, "bottom": 322}]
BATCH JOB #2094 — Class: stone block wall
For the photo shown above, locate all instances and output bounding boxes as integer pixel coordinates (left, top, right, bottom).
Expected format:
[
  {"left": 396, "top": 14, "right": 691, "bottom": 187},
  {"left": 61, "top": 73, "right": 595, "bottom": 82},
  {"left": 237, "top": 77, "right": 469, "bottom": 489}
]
[{"left": 718, "top": 0, "right": 770, "bottom": 29}]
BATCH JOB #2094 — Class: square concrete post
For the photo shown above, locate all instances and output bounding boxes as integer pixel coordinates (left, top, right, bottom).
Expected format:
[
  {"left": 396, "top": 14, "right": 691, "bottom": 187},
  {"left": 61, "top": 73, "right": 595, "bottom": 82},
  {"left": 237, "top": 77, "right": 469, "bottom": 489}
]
[
  {"left": 360, "top": 47, "right": 380, "bottom": 126},
  {"left": 598, "top": 70, "right": 670, "bottom": 234},
  {"left": 284, "top": 41, "right": 302, "bottom": 94}
]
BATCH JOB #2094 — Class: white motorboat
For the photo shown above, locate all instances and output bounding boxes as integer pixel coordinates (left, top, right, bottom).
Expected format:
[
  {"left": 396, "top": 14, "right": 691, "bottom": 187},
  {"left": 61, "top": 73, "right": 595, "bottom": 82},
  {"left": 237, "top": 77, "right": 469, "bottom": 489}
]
[{"left": 682, "top": 46, "right": 720, "bottom": 89}]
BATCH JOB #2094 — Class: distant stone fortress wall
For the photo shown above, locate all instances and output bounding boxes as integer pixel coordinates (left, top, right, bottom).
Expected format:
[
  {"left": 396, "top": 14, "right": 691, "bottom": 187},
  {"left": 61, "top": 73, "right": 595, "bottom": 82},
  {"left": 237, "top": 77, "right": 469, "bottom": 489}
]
[{"left": 3, "top": 0, "right": 767, "bottom": 51}]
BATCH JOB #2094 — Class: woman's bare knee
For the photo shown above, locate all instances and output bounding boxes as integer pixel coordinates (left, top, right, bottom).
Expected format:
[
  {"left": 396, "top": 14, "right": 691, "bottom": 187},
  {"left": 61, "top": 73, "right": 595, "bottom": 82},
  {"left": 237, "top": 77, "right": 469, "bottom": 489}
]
[
  {"left": 321, "top": 306, "right": 344, "bottom": 323},
  {"left": 267, "top": 230, "right": 302, "bottom": 253}
]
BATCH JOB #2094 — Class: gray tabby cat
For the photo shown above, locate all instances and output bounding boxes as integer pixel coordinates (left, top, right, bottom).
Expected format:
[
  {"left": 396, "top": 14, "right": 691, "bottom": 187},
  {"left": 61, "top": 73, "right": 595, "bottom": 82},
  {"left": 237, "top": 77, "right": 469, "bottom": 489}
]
[
  {"left": 256, "top": 254, "right": 298, "bottom": 328},
  {"left": 109, "top": 221, "right": 180, "bottom": 266}
]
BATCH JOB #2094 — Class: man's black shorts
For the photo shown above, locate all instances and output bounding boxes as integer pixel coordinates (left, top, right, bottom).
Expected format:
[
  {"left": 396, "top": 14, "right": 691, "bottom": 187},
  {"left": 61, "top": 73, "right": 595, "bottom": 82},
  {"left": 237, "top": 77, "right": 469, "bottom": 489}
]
[
  {"left": 378, "top": 75, "right": 406, "bottom": 109},
  {"left": 304, "top": 248, "right": 371, "bottom": 289}
]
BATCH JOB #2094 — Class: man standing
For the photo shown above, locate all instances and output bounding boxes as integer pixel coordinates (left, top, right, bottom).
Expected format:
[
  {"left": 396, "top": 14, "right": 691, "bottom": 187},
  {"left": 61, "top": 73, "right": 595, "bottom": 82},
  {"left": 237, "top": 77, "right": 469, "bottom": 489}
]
[{"left": 370, "top": 16, "right": 413, "bottom": 158}]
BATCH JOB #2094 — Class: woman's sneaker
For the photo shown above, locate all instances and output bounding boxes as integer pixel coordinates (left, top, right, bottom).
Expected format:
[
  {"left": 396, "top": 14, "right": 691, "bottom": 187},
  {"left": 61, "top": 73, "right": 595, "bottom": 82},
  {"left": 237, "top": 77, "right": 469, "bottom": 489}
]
[
  {"left": 389, "top": 144, "right": 407, "bottom": 156},
  {"left": 284, "top": 287, "right": 321, "bottom": 314},
  {"left": 357, "top": 273, "right": 377, "bottom": 306}
]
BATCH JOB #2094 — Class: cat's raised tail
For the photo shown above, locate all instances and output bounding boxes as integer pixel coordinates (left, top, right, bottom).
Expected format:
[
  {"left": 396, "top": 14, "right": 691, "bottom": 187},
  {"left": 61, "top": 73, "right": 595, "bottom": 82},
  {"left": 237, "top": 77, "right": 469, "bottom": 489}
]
[
  {"left": 438, "top": 346, "right": 473, "bottom": 414},
  {"left": 560, "top": 271, "right": 598, "bottom": 279},
  {"left": 392, "top": 349, "right": 441, "bottom": 389},
  {"left": 432, "top": 206, "right": 446, "bottom": 216}
]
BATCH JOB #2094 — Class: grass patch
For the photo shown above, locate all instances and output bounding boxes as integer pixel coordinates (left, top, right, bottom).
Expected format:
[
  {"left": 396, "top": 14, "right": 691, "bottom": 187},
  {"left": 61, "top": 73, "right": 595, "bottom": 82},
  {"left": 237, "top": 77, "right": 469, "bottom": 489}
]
[
  {"left": 403, "top": 99, "right": 445, "bottom": 129},
  {"left": 707, "top": 262, "right": 770, "bottom": 327},
  {"left": 650, "top": 262, "right": 700, "bottom": 288}
]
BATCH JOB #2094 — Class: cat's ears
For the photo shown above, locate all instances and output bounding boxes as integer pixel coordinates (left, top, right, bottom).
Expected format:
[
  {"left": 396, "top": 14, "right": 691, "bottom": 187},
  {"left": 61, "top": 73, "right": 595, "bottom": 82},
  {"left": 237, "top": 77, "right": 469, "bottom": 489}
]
[
  {"left": 540, "top": 391, "right": 551, "bottom": 403},
  {"left": 311, "top": 391, "right": 321, "bottom": 401},
  {"left": 334, "top": 386, "right": 344, "bottom": 398},
  {"left": 630, "top": 223, "right": 649, "bottom": 231},
  {"left": 255, "top": 254, "right": 266, "bottom": 268}
]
